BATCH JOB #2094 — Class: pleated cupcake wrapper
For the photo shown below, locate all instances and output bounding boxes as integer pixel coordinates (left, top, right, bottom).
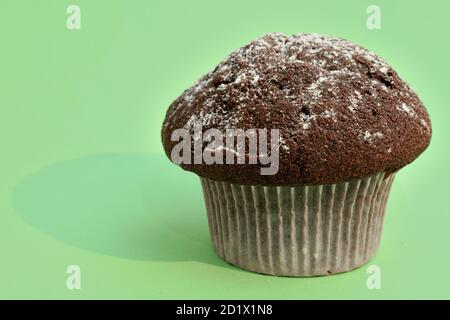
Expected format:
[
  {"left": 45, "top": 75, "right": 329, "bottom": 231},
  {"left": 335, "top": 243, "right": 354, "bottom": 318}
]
[{"left": 200, "top": 172, "right": 395, "bottom": 276}]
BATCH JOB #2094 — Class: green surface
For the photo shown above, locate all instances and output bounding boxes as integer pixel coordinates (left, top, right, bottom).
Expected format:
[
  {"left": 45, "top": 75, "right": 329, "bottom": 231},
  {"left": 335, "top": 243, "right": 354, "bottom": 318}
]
[{"left": 0, "top": 0, "right": 449, "bottom": 299}]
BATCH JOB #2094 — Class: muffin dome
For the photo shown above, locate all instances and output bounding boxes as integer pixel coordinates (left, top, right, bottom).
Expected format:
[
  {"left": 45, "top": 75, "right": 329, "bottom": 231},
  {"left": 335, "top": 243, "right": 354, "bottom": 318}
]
[{"left": 162, "top": 32, "right": 431, "bottom": 185}]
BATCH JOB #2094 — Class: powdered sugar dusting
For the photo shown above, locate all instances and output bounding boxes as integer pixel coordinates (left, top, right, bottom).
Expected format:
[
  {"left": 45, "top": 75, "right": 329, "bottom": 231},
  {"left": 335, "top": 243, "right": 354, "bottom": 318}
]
[
  {"left": 174, "top": 33, "right": 402, "bottom": 132},
  {"left": 166, "top": 32, "right": 431, "bottom": 154},
  {"left": 361, "top": 130, "right": 384, "bottom": 143},
  {"left": 395, "top": 102, "right": 430, "bottom": 131},
  {"left": 397, "top": 103, "right": 416, "bottom": 117}
]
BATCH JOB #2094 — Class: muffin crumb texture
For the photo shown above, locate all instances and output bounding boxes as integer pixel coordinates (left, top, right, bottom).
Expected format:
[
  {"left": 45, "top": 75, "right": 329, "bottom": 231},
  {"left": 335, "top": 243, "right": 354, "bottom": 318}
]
[{"left": 162, "top": 33, "right": 432, "bottom": 185}]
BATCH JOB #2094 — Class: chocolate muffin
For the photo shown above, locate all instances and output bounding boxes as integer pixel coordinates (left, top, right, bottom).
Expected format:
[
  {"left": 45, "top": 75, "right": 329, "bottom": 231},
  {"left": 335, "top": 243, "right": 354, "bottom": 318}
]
[{"left": 161, "top": 33, "right": 431, "bottom": 276}]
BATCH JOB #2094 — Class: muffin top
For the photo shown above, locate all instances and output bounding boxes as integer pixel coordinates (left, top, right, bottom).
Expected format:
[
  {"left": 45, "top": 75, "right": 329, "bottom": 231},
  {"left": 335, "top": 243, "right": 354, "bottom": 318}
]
[{"left": 162, "top": 32, "right": 431, "bottom": 186}]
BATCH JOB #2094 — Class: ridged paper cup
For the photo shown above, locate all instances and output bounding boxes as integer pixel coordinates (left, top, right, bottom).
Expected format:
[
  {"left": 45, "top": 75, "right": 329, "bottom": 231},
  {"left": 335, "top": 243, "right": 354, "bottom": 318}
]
[{"left": 200, "top": 172, "right": 395, "bottom": 276}]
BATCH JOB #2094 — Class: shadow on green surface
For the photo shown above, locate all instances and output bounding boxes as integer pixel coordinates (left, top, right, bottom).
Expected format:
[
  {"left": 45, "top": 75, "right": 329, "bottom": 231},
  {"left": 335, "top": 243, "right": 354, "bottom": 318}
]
[{"left": 13, "top": 154, "right": 234, "bottom": 270}]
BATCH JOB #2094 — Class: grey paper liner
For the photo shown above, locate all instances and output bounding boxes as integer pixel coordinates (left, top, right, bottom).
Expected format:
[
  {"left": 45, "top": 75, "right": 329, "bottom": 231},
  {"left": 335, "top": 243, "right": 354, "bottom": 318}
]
[{"left": 200, "top": 172, "right": 395, "bottom": 276}]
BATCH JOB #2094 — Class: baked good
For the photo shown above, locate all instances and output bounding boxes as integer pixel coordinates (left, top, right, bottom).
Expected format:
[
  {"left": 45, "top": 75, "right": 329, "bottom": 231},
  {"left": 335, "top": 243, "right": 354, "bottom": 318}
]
[{"left": 161, "top": 33, "right": 431, "bottom": 276}]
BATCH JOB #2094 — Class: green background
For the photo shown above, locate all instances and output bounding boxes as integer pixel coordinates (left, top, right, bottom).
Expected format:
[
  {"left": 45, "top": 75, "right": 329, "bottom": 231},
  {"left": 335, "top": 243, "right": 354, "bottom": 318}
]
[{"left": 1, "top": 0, "right": 449, "bottom": 299}]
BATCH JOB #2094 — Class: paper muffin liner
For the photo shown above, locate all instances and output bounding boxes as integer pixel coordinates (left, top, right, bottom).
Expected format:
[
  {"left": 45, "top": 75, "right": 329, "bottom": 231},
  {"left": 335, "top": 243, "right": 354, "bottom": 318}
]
[{"left": 200, "top": 172, "right": 395, "bottom": 276}]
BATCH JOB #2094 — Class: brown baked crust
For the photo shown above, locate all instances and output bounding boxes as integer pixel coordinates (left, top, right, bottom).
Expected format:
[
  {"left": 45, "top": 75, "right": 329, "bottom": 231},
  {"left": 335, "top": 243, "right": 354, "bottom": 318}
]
[{"left": 161, "top": 33, "right": 431, "bottom": 186}]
